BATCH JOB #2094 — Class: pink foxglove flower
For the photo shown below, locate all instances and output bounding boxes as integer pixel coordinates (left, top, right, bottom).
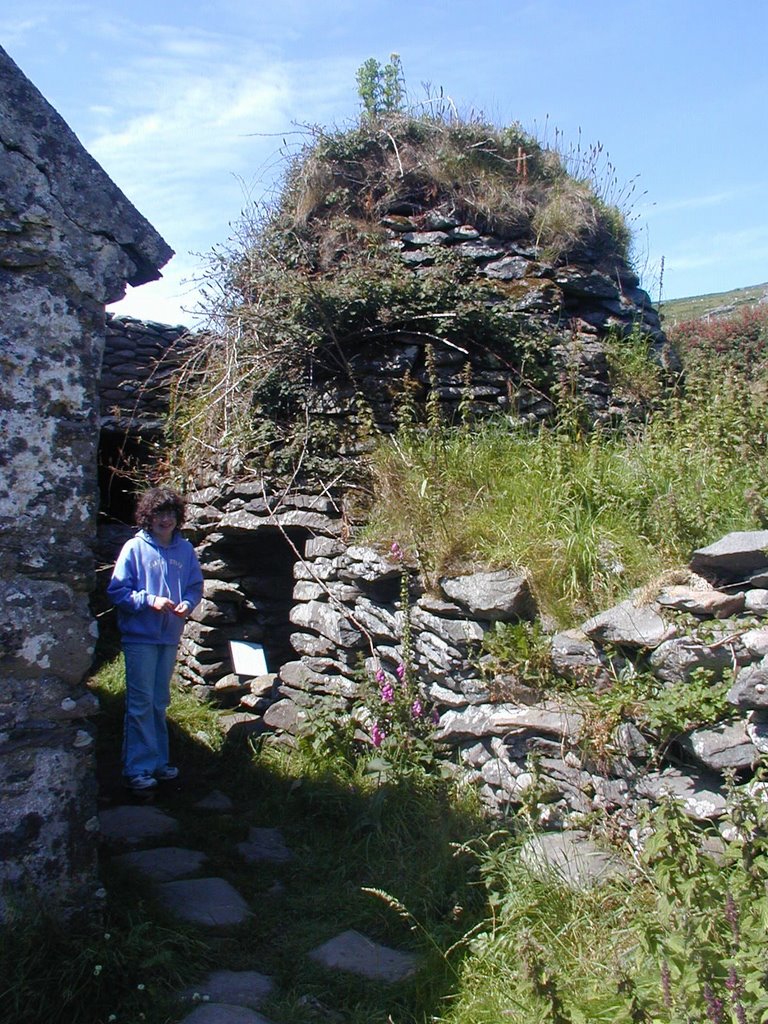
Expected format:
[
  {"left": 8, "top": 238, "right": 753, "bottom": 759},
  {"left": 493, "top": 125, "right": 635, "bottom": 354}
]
[
  {"left": 375, "top": 667, "right": 386, "bottom": 684},
  {"left": 380, "top": 683, "right": 395, "bottom": 704},
  {"left": 396, "top": 663, "right": 406, "bottom": 681},
  {"left": 411, "top": 699, "right": 424, "bottom": 719},
  {"left": 371, "top": 723, "right": 385, "bottom": 748}
]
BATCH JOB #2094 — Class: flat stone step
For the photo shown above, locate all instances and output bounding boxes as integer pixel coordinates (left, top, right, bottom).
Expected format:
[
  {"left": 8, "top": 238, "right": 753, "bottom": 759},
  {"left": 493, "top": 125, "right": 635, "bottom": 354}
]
[
  {"left": 517, "top": 831, "right": 629, "bottom": 890},
  {"left": 99, "top": 805, "right": 179, "bottom": 843},
  {"left": 236, "top": 827, "right": 293, "bottom": 865},
  {"left": 179, "top": 1005, "right": 276, "bottom": 1024},
  {"left": 180, "top": 970, "right": 274, "bottom": 1010},
  {"left": 309, "top": 929, "right": 418, "bottom": 982},
  {"left": 156, "top": 877, "right": 251, "bottom": 928},
  {"left": 110, "top": 846, "right": 208, "bottom": 882},
  {"left": 194, "top": 790, "right": 235, "bottom": 812}
]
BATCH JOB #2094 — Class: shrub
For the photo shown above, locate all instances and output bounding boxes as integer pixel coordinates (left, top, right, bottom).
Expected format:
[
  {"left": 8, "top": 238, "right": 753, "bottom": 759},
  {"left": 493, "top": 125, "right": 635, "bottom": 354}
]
[{"left": 669, "top": 303, "right": 768, "bottom": 378}]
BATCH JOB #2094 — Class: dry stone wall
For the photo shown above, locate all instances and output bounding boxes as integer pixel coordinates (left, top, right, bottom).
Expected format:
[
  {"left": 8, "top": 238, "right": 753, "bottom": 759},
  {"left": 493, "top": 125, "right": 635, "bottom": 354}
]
[
  {"left": 101, "top": 314, "right": 195, "bottom": 435},
  {"left": 298, "top": 217, "right": 674, "bottom": 441},
  {"left": 0, "top": 45, "right": 172, "bottom": 919}
]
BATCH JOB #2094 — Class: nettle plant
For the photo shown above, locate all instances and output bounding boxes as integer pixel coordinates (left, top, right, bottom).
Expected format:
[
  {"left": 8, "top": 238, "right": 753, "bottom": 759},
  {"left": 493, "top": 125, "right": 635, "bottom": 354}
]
[{"left": 640, "top": 776, "right": 768, "bottom": 1024}]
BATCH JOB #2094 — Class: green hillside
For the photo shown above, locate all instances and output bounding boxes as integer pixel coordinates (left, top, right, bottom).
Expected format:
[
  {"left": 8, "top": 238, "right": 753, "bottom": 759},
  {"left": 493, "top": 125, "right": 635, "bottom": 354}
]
[{"left": 660, "top": 280, "right": 768, "bottom": 324}]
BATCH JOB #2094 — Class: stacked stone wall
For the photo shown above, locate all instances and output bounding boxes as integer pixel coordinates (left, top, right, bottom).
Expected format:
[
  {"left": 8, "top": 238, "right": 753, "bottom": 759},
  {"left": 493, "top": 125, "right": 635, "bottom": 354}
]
[
  {"left": 295, "top": 215, "right": 674, "bottom": 440},
  {"left": 101, "top": 314, "right": 195, "bottom": 434}
]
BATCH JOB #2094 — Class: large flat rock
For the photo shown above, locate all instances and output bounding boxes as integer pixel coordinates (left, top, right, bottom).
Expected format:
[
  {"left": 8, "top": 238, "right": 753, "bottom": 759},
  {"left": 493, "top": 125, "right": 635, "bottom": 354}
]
[
  {"left": 582, "top": 599, "right": 674, "bottom": 649},
  {"left": 111, "top": 846, "right": 207, "bottom": 882},
  {"left": 518, "top": 831, "right": 628, "bottom": 889},
  {"left": 637, "top": 768, "right": 727, "bottom": 820},
  {"left": 155, "top": 878, "right": 251, "bottom": 928},
  {"left": 99, "top": 805, "right": 179, "bottom": 843},
  {"left": 180, "top": 970, "right": 274, "bottom": 1010},
  {"left": 179, "top": 1006, "right": 275, "bottom": 1024},
  {"left": 309, "top": 929, "right": 417, "bottom": 982},
  {"left": 679, "top": 719, "right": 756, "bottom": 772},
  {"left": 690, "top": 531, "right": 768, "bottom": 579}
]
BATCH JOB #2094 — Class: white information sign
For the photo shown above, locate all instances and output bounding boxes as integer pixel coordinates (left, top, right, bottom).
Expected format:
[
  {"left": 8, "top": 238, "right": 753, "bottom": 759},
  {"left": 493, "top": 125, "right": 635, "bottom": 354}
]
[{"left": 229, "top": 641, "right": 269, "bottom": 677}]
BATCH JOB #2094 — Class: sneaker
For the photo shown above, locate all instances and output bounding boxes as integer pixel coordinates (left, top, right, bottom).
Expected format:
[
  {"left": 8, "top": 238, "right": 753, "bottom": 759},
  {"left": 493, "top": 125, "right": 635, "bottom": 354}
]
[
  {"left": 154, "top": 765, "right": 179, "bottom": 781},
  {"left": 125, "top": 772, "right": 158, "bottom": 791}
]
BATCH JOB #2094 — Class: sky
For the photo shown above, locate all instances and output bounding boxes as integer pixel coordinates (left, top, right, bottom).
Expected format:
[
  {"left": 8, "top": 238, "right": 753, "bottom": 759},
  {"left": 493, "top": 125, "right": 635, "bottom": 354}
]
[{"left": 3, "top": 0, "right": 767, "bottom": 326}]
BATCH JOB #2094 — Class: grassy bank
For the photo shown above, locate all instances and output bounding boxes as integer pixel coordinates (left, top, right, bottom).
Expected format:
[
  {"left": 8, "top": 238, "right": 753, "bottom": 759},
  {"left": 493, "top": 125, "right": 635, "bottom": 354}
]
[{"left": 364, "top": 327, "right": 768, "bottom": 624}]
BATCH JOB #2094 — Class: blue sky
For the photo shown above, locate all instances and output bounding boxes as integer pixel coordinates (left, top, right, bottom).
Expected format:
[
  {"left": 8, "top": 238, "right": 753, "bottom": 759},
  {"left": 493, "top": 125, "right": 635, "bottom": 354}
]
[{"left": 3, "top": 0, "right": 767, "bottom": 325}]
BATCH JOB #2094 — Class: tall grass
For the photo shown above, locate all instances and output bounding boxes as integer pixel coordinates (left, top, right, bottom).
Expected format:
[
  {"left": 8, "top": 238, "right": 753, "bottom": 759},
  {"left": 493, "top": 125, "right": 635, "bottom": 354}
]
[{"left": 365, "top": 356, "right": 768, "bottom": 622}]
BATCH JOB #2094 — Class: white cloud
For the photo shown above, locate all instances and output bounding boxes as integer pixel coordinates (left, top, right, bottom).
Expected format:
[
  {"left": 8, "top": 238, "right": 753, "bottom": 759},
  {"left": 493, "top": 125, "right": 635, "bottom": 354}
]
[
  {"left": 107, "top": 255, "right": 204, "bottom": 328},
  {"left": 640, "top": 190, "right": 737, "bottom": 218},
  {"left": 79, "top": 22, "right": 356, "bottom": 323}
]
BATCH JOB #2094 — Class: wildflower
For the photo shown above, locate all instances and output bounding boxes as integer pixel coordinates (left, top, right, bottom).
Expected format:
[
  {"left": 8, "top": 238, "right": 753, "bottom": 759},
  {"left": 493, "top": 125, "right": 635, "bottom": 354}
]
[
  {"left": 660, "top": 960, "right": 672, "bottom": 1008},
  {"left": 431, "top": 707, "right": 440, "bottom": 724},
  {"left": 703, "top": 983, "right": 724, "bottom": 1024},
  {"left": 137, "top": 983, "right": 145, "bottom": 991},
  {"left": 396, "top": 663, "right": 406, "bottom": 681},
  {"left": 724, "top": 890, "right": 740, "bottom": 946},
  {"left": 725, "top": 967, "right": 747, "bottom": 1024},
  {"left": 375, "top": 667, "right": 386, "bottom": 684},
  {"left": 390, "top": 541, "right": 403, "bottom": 561},
  {"left": 380, "top": 682, "right": 395, "bottom": 703},
  {"left": 411, "top": 699, "right": 424, "bottom": 719},
  {"left": 371, "top": 723, "right": 386, "bottom": 747},
  {"left": 93, "top": 964, "right": 103, "bottom": 976}
]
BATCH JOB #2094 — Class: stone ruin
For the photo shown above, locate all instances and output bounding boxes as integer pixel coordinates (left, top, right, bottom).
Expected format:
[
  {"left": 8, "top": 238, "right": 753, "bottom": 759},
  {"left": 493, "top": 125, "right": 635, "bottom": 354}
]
[
  {"left": 5, "top": 43, "right": 763, "bottom": 920},
  {"left": 0, "top": 45, "right": 172, "bottom": 919}
]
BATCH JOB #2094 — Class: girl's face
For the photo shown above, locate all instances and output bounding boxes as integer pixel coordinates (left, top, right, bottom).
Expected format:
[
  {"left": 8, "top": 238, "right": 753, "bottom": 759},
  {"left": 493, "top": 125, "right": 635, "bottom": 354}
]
[{"left": 150, "top": 507, "right": 177, "bottom": 544}]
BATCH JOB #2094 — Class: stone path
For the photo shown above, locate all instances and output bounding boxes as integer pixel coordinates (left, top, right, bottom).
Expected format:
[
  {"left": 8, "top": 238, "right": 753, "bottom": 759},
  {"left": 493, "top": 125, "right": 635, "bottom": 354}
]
[{"left": 98, "top": 789, "right": 418, "bottom": 1023}]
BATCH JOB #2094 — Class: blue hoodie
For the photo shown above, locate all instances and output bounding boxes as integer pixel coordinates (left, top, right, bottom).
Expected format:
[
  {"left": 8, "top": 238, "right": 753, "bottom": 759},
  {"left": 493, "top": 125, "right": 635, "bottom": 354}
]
[{"left": 107, "top": 529, "right": 204, "bottom": 645}]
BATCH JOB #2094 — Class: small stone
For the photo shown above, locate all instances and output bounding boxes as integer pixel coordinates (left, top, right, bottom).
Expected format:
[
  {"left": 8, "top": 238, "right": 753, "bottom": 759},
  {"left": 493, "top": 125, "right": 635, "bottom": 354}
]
[
  {"left": 194, "top": 790, "right": 235, "bottom": 812},
  {"left": 236, "top": 827, "right": 293, "bottom": 865}
]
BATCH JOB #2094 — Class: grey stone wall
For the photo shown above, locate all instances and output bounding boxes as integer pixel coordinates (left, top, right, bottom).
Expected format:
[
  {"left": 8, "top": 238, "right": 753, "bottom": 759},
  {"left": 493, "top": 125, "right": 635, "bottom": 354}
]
[
  {"left": 0, "top": 45, "right": 172, "bottom": 919},
  {"left": 101, "top": 314, "right": 196, "bottom": 434}
]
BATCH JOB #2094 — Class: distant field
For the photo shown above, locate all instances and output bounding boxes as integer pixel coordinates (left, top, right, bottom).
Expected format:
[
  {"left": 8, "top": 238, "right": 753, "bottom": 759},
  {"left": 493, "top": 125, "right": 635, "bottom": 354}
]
[{"left": 659, "top": 280, "right": 768, "bottom": 324}]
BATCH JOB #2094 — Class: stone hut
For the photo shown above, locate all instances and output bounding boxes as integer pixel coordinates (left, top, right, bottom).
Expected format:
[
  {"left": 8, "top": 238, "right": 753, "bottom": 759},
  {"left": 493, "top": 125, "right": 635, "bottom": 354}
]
[
  {"left": 90, "top": 124, "right": 767, "bottom": 843},
  {"left": 0, "top": 45, "right": 172, "bottom": 918}
]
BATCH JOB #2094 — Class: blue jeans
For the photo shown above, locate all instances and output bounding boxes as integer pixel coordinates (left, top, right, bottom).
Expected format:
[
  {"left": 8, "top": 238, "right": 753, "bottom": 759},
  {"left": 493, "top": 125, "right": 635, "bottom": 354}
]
[{"left": 122, "top": 642, "right": 177, "bottom": 778}]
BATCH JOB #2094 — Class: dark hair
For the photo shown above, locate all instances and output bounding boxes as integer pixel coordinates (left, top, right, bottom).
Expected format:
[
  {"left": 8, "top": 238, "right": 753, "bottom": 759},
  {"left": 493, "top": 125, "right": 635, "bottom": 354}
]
[{"left": 135, "top": 488, "right": 186, "bottom": 531}]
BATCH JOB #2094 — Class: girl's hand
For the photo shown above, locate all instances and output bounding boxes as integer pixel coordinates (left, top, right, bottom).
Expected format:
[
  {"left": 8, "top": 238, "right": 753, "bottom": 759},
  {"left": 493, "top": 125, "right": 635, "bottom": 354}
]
[
  {"left": 151, "top": 596, "right": 177, "bottom": 613},
  {"left": 173, "top": 601, "right": 191, "bottom": 618}
]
